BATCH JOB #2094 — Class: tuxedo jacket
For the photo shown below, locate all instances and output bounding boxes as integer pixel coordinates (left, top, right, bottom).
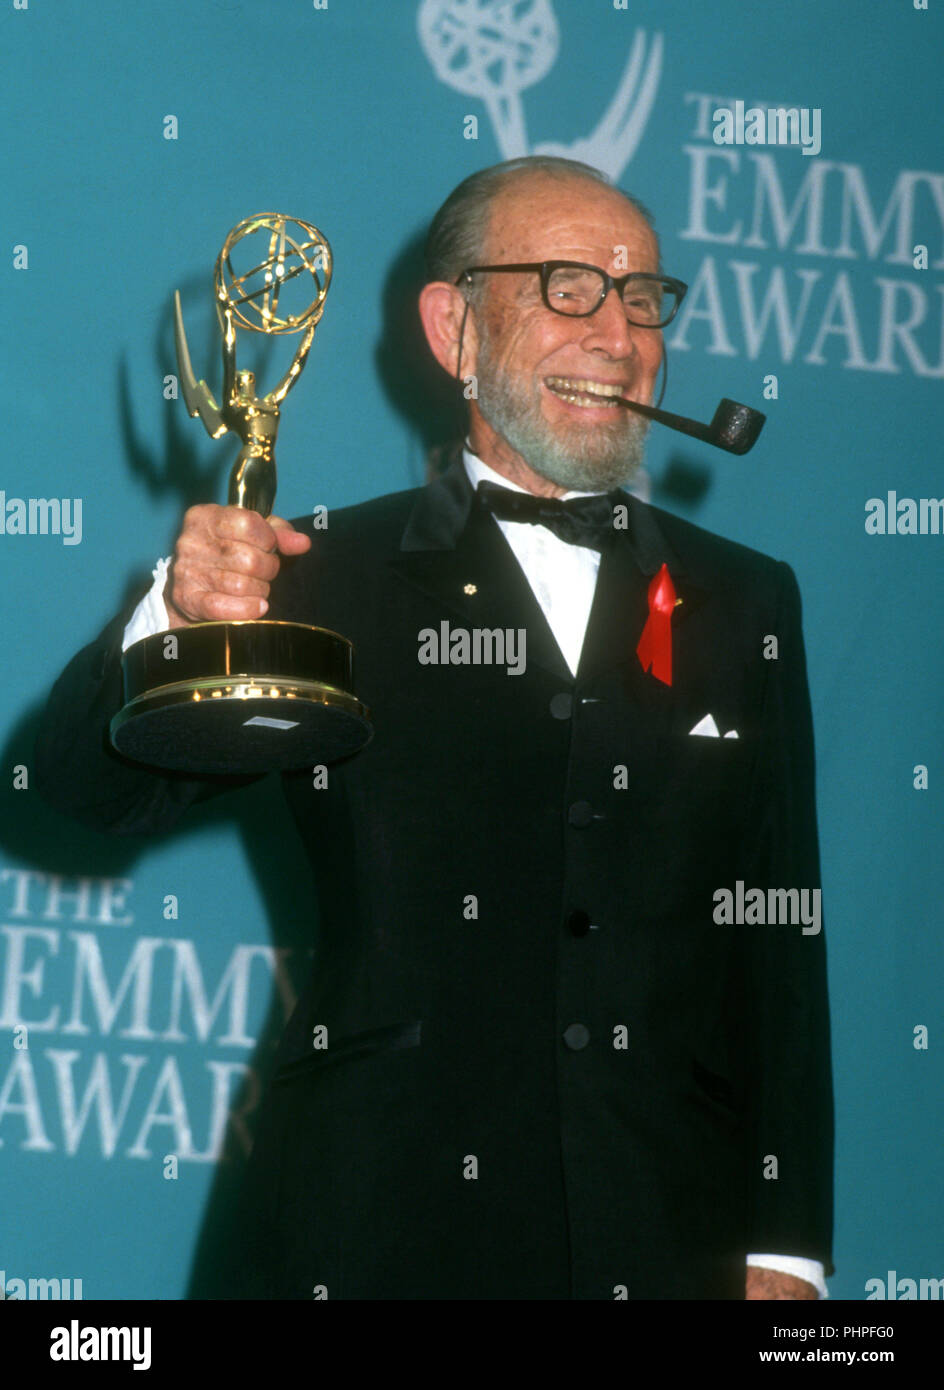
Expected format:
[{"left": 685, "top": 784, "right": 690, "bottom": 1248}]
[{"left": 34, "top": 455, "right": 834, "bottom": 1299}]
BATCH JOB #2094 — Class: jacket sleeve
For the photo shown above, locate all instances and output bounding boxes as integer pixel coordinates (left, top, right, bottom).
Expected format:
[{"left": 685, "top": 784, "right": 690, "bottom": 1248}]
[
  {"left": 739, "top": 560, "right": 835, "bottom": 1276},
  {"left": 33, "top": 601, "right": 261, "bottom": 836}
]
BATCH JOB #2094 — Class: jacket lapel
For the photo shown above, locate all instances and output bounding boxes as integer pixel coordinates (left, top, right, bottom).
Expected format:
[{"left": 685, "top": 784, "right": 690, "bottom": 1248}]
[{"left": 389, "top": 456, "right": 574, "bottom": 682}]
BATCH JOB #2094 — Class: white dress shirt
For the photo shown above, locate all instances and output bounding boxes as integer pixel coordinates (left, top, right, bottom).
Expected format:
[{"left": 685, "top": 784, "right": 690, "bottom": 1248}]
[
  {"left": 462, "top": 449, "right": 603, "bottom": 677},
  {"left": 120, "top": 453, "right": 828, "bottom": 1298}
]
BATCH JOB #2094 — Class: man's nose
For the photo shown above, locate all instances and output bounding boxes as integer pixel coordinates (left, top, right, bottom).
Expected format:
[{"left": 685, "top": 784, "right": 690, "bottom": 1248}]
[{"left": 580, "top": 287, "right": 643, "bottom": 358}]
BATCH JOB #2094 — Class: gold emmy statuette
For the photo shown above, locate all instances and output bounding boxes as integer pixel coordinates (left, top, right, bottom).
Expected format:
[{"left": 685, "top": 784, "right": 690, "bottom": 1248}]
[{"left": 110, "top": 213, "right": 372, "bottom": 774}]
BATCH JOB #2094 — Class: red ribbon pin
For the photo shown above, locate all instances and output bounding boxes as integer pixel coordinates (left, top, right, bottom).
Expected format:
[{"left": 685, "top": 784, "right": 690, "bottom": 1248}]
[{"left": 636, "top": 562, "right": 676, "bottom": 686}]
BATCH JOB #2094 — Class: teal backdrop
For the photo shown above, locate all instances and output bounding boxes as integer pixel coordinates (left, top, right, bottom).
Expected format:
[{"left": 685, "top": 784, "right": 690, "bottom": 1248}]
[{"left": 1, "top": 0, "right": 941, "bottom": 1301}]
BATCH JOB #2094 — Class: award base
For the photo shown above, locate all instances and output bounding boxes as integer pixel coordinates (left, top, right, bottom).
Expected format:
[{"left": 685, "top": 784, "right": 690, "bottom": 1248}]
[{"left": 110, "top": 620, "right": 372, "bottom": 775}]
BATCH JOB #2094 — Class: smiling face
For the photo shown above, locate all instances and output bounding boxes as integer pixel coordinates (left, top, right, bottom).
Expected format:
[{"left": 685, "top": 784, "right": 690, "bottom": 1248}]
[{"left": 464, "top": 174, "right": 663, "bottom": 495}]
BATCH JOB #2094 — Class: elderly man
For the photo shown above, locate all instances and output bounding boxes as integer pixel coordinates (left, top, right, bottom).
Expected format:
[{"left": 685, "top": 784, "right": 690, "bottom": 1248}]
[{"left": 35, "top": 156, "right": 833, "bottom": 1300}]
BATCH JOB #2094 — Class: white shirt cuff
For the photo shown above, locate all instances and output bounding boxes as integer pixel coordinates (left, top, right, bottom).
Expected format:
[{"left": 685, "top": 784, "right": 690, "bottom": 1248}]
[
  {"left": 747, "top": 1253, "right": 828, "bottom": 1299},
  {"left": 122, "top": 556, "right": 173, "bottom": 652}
]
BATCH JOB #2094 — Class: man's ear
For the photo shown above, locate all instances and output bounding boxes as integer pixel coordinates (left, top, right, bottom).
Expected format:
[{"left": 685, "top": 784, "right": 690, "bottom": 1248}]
[{"left": 418, "top": 281, "right": 477, "bottom": 378}]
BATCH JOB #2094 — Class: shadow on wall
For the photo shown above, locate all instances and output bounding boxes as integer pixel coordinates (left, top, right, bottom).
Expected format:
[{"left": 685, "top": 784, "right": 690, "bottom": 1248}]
[
  {"left": 654, "top": 455, "right": 712, "bottom": 508},
  {"left": 116, "top": 273, "right": 294, "bottom": 517},
  {"left": 373, "top": 226, "right": 466, "bottom": 484}
]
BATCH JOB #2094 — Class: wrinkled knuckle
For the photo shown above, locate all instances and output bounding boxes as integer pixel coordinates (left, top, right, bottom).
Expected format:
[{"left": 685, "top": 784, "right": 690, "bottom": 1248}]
[
  {"left": 218, "top": 538, "right": 245, "bottom": 568},
  {"left": 230, "top": 571, "right": 255, "bottom": 596}
]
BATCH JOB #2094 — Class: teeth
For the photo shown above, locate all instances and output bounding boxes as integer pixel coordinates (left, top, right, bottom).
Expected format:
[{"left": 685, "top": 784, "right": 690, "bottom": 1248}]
[
  {"left": 546, "top": 376, "right": 624, "bottom": 406},
  {"left": 556, "top": 393, "right": 620, "bottom": 406}
]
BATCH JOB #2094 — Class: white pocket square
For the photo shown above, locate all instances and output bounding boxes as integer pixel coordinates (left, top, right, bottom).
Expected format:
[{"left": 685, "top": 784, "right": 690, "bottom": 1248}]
[{"left": 689, "top": 714, "right": 739, "bottom": 739}]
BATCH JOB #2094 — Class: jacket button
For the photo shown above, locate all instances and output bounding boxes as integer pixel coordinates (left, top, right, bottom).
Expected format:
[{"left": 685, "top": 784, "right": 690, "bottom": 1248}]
[
  {"left": 567, "top": 909, "right": 592, "bottom": 937},
  {"left": 549, "top": 693, "right": 573, "bottom": 719},
  {"left": 567, "top": 801, "right": 595, "bottom": 827},
  {"left": 562, "top": 1023, "right": 590, "bottom": 1050}
]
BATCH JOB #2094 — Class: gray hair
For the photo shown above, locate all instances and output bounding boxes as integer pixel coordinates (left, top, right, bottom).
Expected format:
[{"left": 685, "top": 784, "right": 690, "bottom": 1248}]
[{"left": 424, "top": 156, "right": 660, "bottom": 301}]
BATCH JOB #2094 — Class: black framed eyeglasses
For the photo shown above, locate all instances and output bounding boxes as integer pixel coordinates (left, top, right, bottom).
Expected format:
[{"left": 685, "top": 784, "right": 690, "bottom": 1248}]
[{"left": 456, "top": 261, "right": 687, "bottom": 329}]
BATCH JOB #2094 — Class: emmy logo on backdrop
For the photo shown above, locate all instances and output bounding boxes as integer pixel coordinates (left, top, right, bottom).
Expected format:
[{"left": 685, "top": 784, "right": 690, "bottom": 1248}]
[
  {"left": 110, "top": 214, "right": 372, "bottom": 775},
  {"left": 417, "top": 0, "right": 662, "bottom": 180}
]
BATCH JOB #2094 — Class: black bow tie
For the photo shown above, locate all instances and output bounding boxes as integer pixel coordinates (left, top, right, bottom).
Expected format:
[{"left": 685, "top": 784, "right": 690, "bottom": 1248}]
[{"left": 476, "top": 480, "right": 619, "bottom": 550}]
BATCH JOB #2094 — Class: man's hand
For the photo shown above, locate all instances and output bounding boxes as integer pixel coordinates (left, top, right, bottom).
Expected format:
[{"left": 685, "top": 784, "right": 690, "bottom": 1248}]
[
  {"left": 746, "top": 1267, "right": 818, "bottom": 1300},
  {"left": 164, "top": 504, "right": 311, "bottom": 629}
]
